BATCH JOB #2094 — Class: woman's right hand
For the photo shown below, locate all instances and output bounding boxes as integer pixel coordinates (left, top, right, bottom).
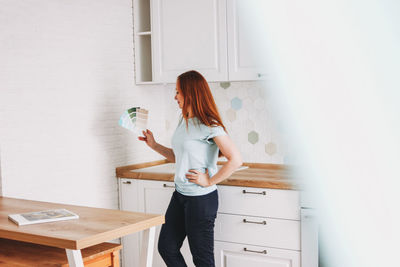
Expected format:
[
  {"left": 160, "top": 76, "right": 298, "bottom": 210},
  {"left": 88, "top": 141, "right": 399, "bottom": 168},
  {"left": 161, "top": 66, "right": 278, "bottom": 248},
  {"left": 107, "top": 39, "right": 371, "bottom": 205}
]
[{"left": 138, "top": 129, "right": 157, "bottom": 149}]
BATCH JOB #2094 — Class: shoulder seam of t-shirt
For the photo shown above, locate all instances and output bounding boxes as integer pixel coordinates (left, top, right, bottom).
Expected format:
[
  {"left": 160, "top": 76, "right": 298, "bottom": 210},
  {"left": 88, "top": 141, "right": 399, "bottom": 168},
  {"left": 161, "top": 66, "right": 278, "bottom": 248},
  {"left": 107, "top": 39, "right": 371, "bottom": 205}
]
[{"left": 207, "top": 125, "right": 227, "bottom": 140}]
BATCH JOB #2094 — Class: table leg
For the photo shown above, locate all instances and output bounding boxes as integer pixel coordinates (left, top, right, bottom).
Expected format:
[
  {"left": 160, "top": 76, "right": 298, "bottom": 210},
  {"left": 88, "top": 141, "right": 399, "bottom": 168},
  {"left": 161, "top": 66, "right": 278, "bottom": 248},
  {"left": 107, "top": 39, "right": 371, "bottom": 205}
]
[
  {"left": 140, "top": 226, "right": 156, "bottom": 267},
  {"left": 66, "top": 249, "right": 84, "bottom": 267}
]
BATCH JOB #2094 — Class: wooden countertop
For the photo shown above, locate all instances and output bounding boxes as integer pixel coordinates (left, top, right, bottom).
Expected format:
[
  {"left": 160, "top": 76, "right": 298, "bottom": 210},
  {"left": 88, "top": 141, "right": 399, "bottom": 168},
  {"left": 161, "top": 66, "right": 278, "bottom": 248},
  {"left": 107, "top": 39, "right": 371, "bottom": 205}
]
[
  {"left": 0, "top": 197, "right": 164, "bottom": 250},
  {"left": 116, "top": 159, "right": 297, "bottom": 190}
]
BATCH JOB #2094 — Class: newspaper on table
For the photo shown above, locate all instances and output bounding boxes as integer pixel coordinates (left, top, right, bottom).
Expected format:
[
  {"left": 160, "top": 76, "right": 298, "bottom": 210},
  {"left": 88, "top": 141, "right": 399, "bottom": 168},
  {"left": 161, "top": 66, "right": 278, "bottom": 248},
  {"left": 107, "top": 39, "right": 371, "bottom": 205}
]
[{"left": 8, "top": 209, "right": 79, "bottom": 226}]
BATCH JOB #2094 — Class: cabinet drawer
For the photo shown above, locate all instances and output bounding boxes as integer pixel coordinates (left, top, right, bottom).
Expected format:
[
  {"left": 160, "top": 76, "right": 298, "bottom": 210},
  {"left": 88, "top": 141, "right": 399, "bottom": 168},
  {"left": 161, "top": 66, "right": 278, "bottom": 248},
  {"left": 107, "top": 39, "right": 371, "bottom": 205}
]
[
  {"left": 217, "top": 185, "right": 300, "bottom": 220},
  {"left": 215, "top": 213, "right": 300, "bottom": 250},
  {"left": 215, "top": 240, "right": 300, "bottom": 267}
]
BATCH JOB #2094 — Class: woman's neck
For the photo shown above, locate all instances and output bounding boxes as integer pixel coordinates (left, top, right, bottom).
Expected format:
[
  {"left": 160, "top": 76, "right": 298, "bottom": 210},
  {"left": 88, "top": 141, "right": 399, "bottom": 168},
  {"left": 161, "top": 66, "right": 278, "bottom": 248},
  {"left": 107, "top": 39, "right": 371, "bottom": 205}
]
[{"left": 186, "top": 107, "right": 194, "bottom": 118}]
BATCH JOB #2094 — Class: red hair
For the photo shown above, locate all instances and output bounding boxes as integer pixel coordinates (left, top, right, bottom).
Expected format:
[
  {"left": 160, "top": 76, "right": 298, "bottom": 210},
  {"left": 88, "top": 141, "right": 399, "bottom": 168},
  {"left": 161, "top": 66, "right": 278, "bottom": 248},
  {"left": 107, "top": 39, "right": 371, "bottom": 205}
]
[{"left": 177, "top": 70, "right": 226, "bottom": 133}]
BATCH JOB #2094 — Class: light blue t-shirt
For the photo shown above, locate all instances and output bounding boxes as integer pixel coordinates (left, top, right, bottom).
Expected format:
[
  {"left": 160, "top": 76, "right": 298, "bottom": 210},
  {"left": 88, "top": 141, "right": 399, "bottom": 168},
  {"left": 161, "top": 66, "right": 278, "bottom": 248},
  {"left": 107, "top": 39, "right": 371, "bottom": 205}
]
[{"left": 171, "top": 117, "right": 227, "bottom": 196}]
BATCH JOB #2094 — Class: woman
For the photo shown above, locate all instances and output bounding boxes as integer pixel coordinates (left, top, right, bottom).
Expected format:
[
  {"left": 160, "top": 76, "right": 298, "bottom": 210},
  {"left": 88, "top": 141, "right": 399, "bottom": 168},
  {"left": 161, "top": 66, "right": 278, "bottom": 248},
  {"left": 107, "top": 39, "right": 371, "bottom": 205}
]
[{"left": 138, "top": 70, "right": 242, "bottom": 267}]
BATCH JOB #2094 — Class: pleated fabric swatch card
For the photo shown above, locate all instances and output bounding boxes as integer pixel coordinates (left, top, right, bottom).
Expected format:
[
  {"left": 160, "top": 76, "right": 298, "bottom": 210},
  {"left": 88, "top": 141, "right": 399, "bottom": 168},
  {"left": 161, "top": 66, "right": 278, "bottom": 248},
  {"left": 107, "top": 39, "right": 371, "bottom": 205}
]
[{"left": 119, "top": 107, "right": 148, "bottom": 134}]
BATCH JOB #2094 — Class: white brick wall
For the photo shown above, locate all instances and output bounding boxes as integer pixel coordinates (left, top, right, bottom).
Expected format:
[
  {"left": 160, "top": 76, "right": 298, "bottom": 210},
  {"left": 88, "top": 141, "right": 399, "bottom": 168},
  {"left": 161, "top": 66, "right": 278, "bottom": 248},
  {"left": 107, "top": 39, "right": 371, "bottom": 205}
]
[
  {"left": 0, "top": 0, "right": 167, "bottom": 208},
  {"left": 0, "top": 151, "right": 3, "bottom": 196}
]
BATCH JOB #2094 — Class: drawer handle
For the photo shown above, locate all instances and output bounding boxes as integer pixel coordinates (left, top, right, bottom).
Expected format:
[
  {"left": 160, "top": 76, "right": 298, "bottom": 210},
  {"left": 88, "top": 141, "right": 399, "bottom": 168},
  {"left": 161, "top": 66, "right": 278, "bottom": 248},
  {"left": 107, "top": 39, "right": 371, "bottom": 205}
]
[
  {"left": 122, "top": 181, "right": 131, "bottom": 184},
  {"left": 243, "top": 219, "right": 267, "bottom": 225},
  {"left": 257, "top": 73, "right": 267, "bottom": 77},
  {"left": 242, "top": 189, "right": 266, "bottom": 195},
  {"left": 244, "top": 247, "right": 267, "bottom": 254},
  {"left": 163, "top": 184, "right": 175, "bottom": 188}
]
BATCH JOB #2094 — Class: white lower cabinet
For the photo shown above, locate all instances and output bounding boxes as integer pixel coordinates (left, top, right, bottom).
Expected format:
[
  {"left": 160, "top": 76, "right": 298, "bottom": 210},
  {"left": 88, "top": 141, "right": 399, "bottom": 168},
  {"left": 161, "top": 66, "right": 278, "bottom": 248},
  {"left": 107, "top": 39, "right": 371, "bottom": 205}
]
[
  {"left": 217, "top": 185, "right": 300, "bottom": 220},
  {"left": 215, "top": 185, "right": 300, "bottom": 267},
  {"left": 119, "top": 179, "right": 140, "bottom": 267},
  {"left": 215, "top": 241, "right": 300, "bottom": 267},
  {"left": 119, "top": 179, "right": 194, "bottom": 267},
  {"left": 215, "top": 213, "right": 300, "bottom": 250},
  {"left": 119, "top": 179, "right": 300, "bottom": 267}
]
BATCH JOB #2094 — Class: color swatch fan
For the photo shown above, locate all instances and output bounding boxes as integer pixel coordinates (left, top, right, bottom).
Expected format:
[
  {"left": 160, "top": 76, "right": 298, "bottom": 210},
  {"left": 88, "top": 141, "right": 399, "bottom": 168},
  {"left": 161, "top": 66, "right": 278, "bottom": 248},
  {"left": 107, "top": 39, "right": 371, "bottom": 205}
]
[{"left": 119, "top": 107, "right": 148, "bottom": 134}]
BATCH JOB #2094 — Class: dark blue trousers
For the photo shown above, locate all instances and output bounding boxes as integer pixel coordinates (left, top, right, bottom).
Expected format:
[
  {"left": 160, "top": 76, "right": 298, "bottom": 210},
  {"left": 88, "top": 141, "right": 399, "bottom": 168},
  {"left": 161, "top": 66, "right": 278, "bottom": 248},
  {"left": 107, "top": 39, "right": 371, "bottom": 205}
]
[{"left": 158, "top": 189, "right": 219, "bottom": 267}]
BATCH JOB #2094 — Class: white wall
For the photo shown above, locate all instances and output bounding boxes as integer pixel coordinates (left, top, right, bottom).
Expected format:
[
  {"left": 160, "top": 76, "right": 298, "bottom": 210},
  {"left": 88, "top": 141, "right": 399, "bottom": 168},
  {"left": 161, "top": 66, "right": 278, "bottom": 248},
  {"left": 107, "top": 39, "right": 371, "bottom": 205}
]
[
  {"left": 0, "top": 151, "right": 2, "bottom": 196},
  {"left": 0, "top": 0, "right": 168, "bottom": 208},
  {"left": 0, "top": 0, "right": 284, "bottom": 208}
]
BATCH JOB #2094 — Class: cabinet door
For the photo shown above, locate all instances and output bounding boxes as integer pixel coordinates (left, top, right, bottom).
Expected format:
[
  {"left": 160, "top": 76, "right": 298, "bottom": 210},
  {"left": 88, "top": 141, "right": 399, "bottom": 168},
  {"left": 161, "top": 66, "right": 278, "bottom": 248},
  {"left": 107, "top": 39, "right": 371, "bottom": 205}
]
[
  {"left": 301, "top": 208, "right": 319, "bottom": 267},
  {"left": 152, "top": 0, "right": 228, "bottom": 82},
  {"left": 138, "top": 180, "right": 194, "bottom": 267},
  {"left": 227, "top": 0, "right": 271, "bottom": 81},
  {"left": 215, "top": 213, "right": 301, "bottom": 250},
  {"left": 217, "top": 185, "right": 300, "bottom": 220},
  {"left": 119, "top": 179, "right": 140, "bottom": 267},
  {"left": 215, "top": 241, "right": 300, "bottom": 267}
]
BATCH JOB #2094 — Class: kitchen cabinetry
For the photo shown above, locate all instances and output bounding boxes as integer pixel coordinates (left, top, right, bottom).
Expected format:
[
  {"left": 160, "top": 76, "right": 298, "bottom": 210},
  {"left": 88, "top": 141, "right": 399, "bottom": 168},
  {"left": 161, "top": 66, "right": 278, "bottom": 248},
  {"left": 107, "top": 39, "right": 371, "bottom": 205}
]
[
  {"left": 226, "top": 0, "right": 270, "bottom": 81},
  {"left": 152, "top": 0, "right": 228, "bottom": 83},
  {"left": 301, "top": 191, "right": 319, "bottom": 267},
  {"left": 133, "top": 0, "right": 153, "bottom": 83},
  {"left": 119, "top": 178, "right": 300, "bottom": 267},
  {"left": 215, "top": 185, "right": 301, "bottom": 267},
  {"left": 119, "top": 179, "right": 194, "bottom": 267},
  {"left": 215, "top": 241, "right": 300, "bottom": 267},
  {"left": 134, "top": 0, "right": 269, "bottom": 83}
]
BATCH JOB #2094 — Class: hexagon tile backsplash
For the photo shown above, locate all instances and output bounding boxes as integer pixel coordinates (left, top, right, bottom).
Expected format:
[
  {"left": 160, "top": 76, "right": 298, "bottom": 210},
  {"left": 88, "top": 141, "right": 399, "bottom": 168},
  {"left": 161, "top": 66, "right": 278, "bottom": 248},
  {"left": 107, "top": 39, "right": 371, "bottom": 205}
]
[{"left": 163, "top": 81, "right": 286, "bottom": 164}]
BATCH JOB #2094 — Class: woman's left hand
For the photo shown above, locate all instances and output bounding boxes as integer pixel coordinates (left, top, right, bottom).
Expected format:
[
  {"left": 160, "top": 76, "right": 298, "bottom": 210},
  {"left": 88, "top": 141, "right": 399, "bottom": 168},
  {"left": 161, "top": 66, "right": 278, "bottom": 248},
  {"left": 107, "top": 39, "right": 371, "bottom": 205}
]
[{"left": 186, "top": 169, "right": 212, "bottom": 187}]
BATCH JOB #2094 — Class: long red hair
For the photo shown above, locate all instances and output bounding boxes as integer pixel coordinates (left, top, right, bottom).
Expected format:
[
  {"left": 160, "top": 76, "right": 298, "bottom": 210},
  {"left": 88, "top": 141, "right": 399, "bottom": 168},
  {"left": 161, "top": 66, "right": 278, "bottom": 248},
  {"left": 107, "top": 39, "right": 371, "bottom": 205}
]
[{"left": 177, "top": 70, "right": 226, "bottom": 133}]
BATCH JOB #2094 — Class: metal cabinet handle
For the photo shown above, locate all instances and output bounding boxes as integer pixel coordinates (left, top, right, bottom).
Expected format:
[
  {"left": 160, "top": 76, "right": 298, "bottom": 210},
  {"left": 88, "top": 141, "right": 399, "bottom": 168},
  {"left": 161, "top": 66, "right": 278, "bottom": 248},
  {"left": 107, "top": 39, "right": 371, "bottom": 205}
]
[
  {"left": 243, "top": 218, "right": 267, "bottom": 225},
  {"left": 163, "top": 184, "right": 175, "bottom": 188},
  {"left": 122, "top": 181, "right": 131, "bottom": 184},
  {"left": 244, "top": 247, "right": 267, "bottom": 254},
  {"left": 242, "top": 189, "right": 266, "bottom": 195},
  {"left": 257, "top": 73, "right": 267, "bottom": 77}
]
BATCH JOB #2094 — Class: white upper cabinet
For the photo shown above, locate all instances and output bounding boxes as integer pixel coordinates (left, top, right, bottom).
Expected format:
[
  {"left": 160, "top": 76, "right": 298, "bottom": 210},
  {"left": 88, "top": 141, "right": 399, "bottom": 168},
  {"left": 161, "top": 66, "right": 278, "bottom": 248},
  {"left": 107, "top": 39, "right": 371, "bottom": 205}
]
[
  {"left": 152, "top": 0, "right": 228, "bottom": 83},
  {"left": 133, "top": 0, "right": 154, "bottom": 84},
  {"left": 226, "top": 0, "right": 270, "bottom": 81},
  {"left": 134, "top": 0, "right": 270, "bottom": 83}
]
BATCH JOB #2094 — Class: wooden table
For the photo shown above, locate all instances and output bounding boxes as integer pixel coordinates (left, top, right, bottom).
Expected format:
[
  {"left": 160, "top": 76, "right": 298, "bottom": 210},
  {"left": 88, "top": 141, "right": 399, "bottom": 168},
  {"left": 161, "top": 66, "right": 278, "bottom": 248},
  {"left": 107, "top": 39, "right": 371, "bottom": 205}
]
[
  {"left": 0, "top": 197, "right": 164, "bottom": 267},
  {"left": 0, "top": 238, "right": 122, "bottom": 266}
]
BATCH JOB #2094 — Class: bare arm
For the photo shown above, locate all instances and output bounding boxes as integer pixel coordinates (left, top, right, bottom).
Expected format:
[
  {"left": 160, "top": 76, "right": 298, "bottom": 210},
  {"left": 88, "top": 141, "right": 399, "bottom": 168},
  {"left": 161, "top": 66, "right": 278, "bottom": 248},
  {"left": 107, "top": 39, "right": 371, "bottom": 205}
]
[
  {"left": 208, "top": 135, "right": 242, "bottom": 186},
  {"left": 152, "top": 143, "right": 175, "bottom": 163},
  {"left": 186, "top": 134, "right": 242, "bottom": 186},
  {"left": 138, "top": 129, "right": 176, "bottom": 163}
]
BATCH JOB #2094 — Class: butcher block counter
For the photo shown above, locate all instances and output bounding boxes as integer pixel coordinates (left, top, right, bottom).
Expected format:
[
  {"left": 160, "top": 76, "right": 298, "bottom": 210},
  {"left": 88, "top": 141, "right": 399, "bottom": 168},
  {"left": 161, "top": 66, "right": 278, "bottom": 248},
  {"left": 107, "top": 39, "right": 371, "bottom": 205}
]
[{"left": 116, "top": 159, "right": 297, "bottom": 190}]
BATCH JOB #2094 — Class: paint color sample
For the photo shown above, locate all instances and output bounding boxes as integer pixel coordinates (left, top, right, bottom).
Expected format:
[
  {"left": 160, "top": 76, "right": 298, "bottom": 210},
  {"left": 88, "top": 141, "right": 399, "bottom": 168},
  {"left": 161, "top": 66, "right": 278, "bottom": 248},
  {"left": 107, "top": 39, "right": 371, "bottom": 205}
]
[{"left": 119, "top": 107, "right": 148, "bottom": 135}]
